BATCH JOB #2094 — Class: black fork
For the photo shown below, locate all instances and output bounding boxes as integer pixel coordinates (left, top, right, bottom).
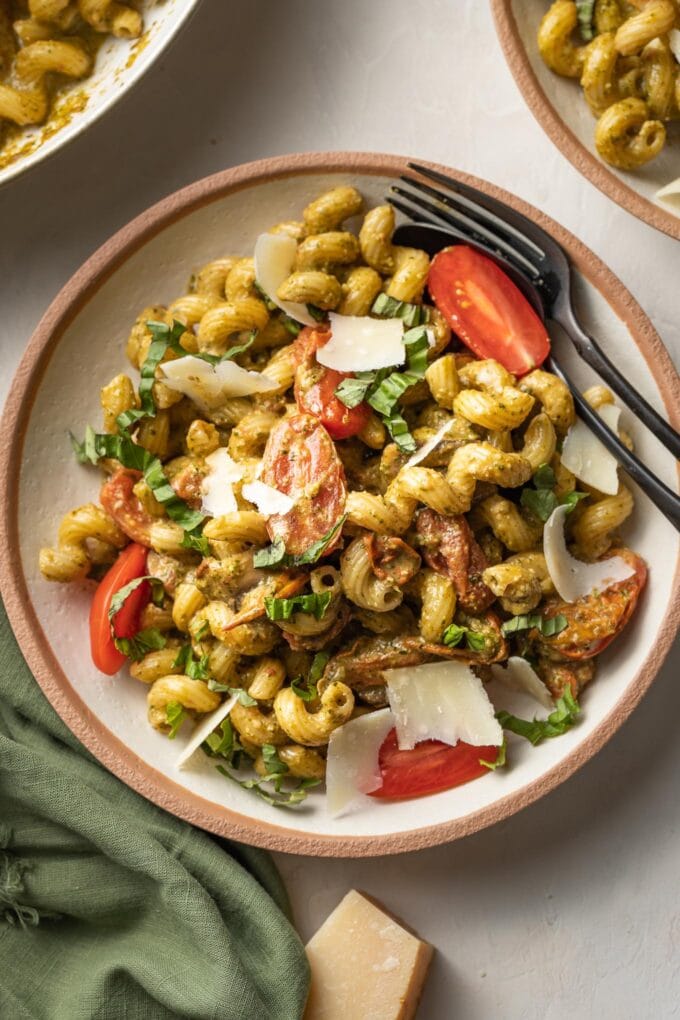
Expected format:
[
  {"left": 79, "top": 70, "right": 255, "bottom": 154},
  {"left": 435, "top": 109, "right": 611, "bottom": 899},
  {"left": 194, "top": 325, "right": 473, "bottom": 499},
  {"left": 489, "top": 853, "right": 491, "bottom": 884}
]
[{"left": 387, "top": 162, "right": 680, "bottom": 530}]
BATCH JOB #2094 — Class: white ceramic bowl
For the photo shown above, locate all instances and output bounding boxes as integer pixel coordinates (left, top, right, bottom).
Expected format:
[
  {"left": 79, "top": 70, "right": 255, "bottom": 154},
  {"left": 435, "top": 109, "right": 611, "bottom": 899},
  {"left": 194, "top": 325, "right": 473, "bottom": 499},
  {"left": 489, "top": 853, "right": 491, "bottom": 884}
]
[
  {"left": 1, "top": 153, "right": 678, "bottom": 857},
  {"left": 0, "top": 0, "right": 201, "bottom": 187},
  {"left": 492, "top": 0, "right": 680, "bottom": 241}
]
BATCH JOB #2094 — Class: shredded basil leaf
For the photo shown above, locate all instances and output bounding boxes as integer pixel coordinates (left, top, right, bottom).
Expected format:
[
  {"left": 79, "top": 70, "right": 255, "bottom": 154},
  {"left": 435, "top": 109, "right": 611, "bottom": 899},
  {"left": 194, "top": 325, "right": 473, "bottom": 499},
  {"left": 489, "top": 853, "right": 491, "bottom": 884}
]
[
  {"left": 116, "top": 320, "right": 187, "bottom": 432},
  {"left": 262, "top": 744, "right": 288, "bottom": 775},
  {"left": 497, "top": 689, "right": 580, "bottom": 746},
  {"left": 172, "top": 646, "right": 211, "bottom": 680},
  {"left": 333, "top": 372, "right": 377, "bottom": 409},
  {"left": 575, "top": 0, "right": 595, "bottom": 40},
  {"left": 442, "top": 623, "right": 487, "bottom": 652},
  {"left": 480, "top": 739, "right": 506, "bottom": 771},
  {"left": 306, "top": 304, "right": 326, "bottom": 322},
  {"left": 114, "top": 628, "right": 166, "bottom": 662},
  {"left": 382, "top": 409, "right": 417, "bottom": 453},
  {"left": 216, "top": 764, "right": 320, "bottom": 808},
  {"left": 264, "top": 591, "right": 331, "bottom": 622},
  {"left": 371, "top": 293, "right": 429, "bottom": 328},
  {"left": 291, "top": 677, "right": 318, "bottom": 701},
  {"left": 253, "top": 516, "right": 346, "bottom": 569},
  {"left": 108, "top": 576, "right": 164, "bottom": 623},
  {"left": 533, "top": 463, "right": 557, "bottom": 490},
  {"left": 181, "top": 528, "right": 211, "bottom": 557},
  {"left": 521, "top": 487, "right": 558, "bottom": 522},
  {"left": 204, "top": 718, "right": 247, "bottom": 768},
  {"left": 165, "top": 701, "right": 187, "bottom": 739},
  {"left": 309, "top": 651, "right": 330, "bottom": 682},
  {"left": 501, "top": 613, "right": 568, "bottom": 638},
  {"left": 522, "top": 464, "right": 588, "bottom": 522},
  {"left": 281, "top": 315, "right": 302, "bottom": 337},
  {"left": 561, "top": 490, "right": 589, "bottom": 513},
  {"left": 253, "top": 282, "right": 278, "bottom": 312}
]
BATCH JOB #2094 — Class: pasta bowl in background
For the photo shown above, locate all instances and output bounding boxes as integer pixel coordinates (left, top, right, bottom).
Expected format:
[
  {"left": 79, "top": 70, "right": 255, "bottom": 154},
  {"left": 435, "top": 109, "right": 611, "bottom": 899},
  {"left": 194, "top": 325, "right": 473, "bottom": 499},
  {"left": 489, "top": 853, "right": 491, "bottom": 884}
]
[
  {"left": 0, "top": 0, "right": 201, "bottom": 187},
  {"left": 491, "top": 0, "right": 680, "bottom": 241},
  {"left": 1, "top": 152, "right": 678, "bottom": 857}
]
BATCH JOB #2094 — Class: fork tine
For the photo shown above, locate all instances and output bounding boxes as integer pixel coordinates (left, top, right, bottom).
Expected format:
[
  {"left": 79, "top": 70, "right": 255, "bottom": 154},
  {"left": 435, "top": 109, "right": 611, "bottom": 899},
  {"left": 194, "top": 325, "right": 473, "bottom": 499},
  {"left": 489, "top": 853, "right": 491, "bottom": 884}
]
[
  {"left": 390, "top": 183, "right": 542, "bottom": 282},
  {"left": 400, "top": 173, "right": 546, "bottom": 273},
  {"left": 386, "top": 194, "right": 474, "bottom": 246},
  {"left": 407, "top": 162, "right": 565, "bottom": 269}
]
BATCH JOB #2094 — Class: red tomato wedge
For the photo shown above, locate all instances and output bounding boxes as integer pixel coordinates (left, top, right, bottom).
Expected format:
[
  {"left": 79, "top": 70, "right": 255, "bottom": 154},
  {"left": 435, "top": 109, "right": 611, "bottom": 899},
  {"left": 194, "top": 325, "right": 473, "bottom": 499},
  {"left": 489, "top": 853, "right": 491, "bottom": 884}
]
[
  {"left": 100, "top": 468, "right": 154, "bottom": 546},
  {"left": 292, "top": 325, "right": 371, "bottom": 440},
  {"left": 427, "top": 246, "right": 550, "bottom": 376},
  {"left": 369, "top": 729, "right": 499, "bottom": 800},
  {"left": 90, "top": 542, "right": 150, "bottom": 675},
  {"left": 539, "top": 549, "right": 647, "bottom": 660},
  {"left": 260, "top": 413, "right": 347, "bottom": 556}
]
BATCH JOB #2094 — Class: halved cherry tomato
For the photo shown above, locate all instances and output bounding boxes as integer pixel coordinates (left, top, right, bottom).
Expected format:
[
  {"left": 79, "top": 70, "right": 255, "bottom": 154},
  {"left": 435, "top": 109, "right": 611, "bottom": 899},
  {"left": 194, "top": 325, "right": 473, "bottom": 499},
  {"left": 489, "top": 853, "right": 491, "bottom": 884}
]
[
  {"left": 370, "top": 729, "right": 499, "bottom": 800},
  {"left": 260, "top": 413, "right": 347, "bottom": 556},
  {"left": 292, "top": 325, "right": 372, "bottom": 440},
  {"left": 89, "top": 542, "right": 150, "bottom": 675},
  {"left": 100, "top": 468, "right": 154, "bottom": 546},
  {"left": 537, "top": 549, "right": 647, "bottom": 660},
  {"left": 427, "top": 246, "right": 550, "bottom": 376}
]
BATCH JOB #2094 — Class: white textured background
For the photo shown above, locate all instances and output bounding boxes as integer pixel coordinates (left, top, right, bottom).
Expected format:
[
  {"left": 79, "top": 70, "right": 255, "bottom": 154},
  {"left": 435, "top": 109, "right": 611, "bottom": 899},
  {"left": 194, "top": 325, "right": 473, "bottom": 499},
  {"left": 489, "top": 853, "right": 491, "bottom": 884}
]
[{"left": 1, "top": 2, "right": 678, "bottom": 1018}]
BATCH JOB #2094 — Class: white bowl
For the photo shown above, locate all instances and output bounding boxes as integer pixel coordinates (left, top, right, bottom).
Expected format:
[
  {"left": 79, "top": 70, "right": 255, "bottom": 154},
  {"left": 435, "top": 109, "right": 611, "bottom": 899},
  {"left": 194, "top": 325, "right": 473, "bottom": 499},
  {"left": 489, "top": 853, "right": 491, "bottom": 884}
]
[
  {"left": 0, "top": 0, "right": 201, "bottom": 187},
  {"left": 1, "top": 152, "right": 678, "bottom": 857},
  {"left": 492, "top": 0, "right": 680, "bottom": 241}
]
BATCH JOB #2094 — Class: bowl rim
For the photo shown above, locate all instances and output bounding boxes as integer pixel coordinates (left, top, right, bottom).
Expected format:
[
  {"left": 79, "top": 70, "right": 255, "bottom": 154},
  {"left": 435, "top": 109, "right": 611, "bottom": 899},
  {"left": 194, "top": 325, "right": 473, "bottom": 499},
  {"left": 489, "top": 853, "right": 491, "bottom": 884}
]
[
  {"left": 0, "top": 0, "right": 202, "bottom": 189},
  {"left": 1, "top": 150, "right": 679, "bottom": 858},
  {"left": 490, "top": 0, "right": 680, "bottom": 243}
]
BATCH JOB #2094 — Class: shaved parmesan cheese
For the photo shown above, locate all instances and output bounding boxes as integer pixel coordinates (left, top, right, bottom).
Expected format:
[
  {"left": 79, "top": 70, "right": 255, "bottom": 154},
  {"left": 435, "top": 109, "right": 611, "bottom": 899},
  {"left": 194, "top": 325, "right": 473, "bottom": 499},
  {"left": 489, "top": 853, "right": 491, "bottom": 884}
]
[
  {"left": 656, "top": 175, "right": 680, "bottom": 213},
  {"left": 319, "top": 312, "right": 405, "bottom": 372},
  {"left": 201, "top": 448, "right": 243, "bottom": 517},
  {"left": 404, "top": 418, "right": 454, "bottom": 469},
  {"left": 175, "top": 693, "right": 238, "bottom": 769},
  {"left": 491, "top": 656, "right": 553, "bottom": 710},
  {"left": 669, "top": 28, "right": 680, "bottom": 64},
  {"left": 160, "top": 355, "right": 278, "bottom": 412},
  {"left": 254, "top": 232, "right": 317, "bottom": 327},
  {"left": 325, "top": 708, "right": 395, "bottom": 816},
  {"left": 242, "top": 480, "right": 294, "bottom": 517},
  {"left": 385, "top": 661, "right": 503, "bottom": 750},
  {"left": 543, "top": 505, "right": 635, "bottom": 602},
  {"left": 561, "top": 403, "right": 621, "bottom": 495}
]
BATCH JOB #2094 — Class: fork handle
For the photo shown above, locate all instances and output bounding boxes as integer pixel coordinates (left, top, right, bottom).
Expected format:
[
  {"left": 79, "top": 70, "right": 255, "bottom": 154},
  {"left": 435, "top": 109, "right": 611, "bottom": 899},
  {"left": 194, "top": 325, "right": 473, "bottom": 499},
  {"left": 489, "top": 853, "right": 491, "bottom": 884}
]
[
  {"left": 552, "top": 306, "right": 680, "bottom": 460},
  {"left": 548, "top": 356, "right": 680, "bottom": 531}
]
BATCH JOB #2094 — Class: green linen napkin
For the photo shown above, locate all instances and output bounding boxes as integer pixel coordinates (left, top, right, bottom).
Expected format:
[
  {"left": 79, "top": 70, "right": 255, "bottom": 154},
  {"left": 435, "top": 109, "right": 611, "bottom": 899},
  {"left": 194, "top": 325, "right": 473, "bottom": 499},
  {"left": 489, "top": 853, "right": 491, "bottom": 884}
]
[{"left": 0, "top": 601, "right": 309, "bottom": 1020}]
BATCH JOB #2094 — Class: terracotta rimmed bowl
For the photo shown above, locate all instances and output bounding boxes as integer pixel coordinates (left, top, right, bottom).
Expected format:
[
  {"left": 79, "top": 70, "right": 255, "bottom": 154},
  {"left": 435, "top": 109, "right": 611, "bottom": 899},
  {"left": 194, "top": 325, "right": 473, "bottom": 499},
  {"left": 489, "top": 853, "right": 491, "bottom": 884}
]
[
  {"left": 491, "top": 0, "right": 680, "bottom": 242},
  {"left": 0, "top": 0, "right": 201, "bottom": 188},
  {"left": 1, "top": 152, "right": 678, "bottom": 858}
]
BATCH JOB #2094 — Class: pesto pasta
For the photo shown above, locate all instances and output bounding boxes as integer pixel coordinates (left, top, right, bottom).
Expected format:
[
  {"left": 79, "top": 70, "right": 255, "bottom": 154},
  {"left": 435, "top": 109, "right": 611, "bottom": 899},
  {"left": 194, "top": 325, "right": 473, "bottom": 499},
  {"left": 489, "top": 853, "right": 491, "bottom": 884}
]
[
  {"left": 39, "top": 186, "right": 646, "bottom": 809},
  {"left": 538, "top": 0, "right": 679, "bottom": 170}
]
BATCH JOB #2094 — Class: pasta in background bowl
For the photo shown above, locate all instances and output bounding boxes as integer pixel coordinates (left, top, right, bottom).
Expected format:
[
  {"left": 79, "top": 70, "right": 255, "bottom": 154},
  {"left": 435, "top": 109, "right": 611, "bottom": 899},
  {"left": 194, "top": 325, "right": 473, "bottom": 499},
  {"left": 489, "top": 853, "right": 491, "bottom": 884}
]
[
  {"left": 492, "top": 0, "right": 680, "bottom": 241},
  {"left": 1, "top": 153, "right": 678, "bottom": 857},
  {"left": 0, "top": 0, "right": 201, "bottom": 185}
]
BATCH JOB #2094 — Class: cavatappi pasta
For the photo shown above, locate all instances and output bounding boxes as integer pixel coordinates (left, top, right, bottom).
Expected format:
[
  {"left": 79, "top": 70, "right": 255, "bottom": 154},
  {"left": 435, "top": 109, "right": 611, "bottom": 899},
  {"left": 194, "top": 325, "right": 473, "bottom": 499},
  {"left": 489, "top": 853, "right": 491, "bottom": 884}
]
[
  {"left": 40, "top": 186, "right": 646, "bottom": 808},
  {"left": 538, "top": 0, "right": 680, "bottom": 170},
  {"left": 0, "top": 0, "right": 144, "bottom": 159}
]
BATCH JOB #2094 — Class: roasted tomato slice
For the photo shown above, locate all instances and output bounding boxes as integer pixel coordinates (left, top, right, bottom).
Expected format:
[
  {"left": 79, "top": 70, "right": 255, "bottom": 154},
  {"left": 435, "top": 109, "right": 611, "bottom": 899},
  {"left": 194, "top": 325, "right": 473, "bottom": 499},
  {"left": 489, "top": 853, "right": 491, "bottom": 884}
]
[
  {"left": 370, "top": 729, "right": 498, "bottom": 799},
  {"left": 536, "top": 549, "right": 647, "bottom": 660},
  {"left": 90, "top": 542, "right": 150, "bottom": 675},
  {"left": 100, "top": 468, "right": 155, "bottom": 546},
  {"left": 292, "top": 325, "right": 371, "bottom": 440},
  {"left": 427, "top": 246, "right": 550, "bottom": 375},
  {"left": 415, "top": 509, "right": 494, "bottom": 614},
  {"left": 364, "top": 534, "right": 421, "bottom": 586},
  {"left": 260, "top": 413, "right": 347, "bottom": 556}
]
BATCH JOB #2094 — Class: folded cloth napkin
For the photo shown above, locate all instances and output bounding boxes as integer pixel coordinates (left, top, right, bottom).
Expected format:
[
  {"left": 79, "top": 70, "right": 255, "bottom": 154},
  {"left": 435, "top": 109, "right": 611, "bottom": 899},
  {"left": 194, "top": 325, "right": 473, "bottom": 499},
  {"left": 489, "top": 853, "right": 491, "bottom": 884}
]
[{"left": 0, "top": 601, "right": 309, "bottom": 1020}]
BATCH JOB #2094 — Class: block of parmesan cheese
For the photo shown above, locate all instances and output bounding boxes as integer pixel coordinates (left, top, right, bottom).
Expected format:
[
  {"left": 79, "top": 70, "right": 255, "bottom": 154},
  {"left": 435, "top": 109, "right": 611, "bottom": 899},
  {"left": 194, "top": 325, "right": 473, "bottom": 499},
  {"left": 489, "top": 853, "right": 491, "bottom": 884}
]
[{"left": 304, "top": 890, "right": 434, "bottom": 1020}]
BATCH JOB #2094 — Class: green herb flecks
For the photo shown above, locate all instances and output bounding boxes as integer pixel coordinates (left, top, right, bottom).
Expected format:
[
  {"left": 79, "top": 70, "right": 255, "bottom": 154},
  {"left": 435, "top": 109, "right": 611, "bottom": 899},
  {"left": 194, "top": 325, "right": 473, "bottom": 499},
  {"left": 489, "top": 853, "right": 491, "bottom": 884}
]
[
  {"left": 575, "top": 0, "right": 595, "bottom": 40},
  {"left": 253, "top": 515, "right": 346, "bottom": 569},
  {"left": 500, "top": 613, "right": 568, "bottom": 638},
  {"left": 264, "top": 591, "right": 331, "bottom": 622},
  {"left": 496, "top": 689, "right": 580, "bottom": 746},
  {"left": 371, "top": 292, "right": 429, "bottom": 328},
  {"left": 520, "top": 463, "right": 588, "bottom": 523},
  {"left": 166, "top": 701, "right": 187, "bottom": 739}
]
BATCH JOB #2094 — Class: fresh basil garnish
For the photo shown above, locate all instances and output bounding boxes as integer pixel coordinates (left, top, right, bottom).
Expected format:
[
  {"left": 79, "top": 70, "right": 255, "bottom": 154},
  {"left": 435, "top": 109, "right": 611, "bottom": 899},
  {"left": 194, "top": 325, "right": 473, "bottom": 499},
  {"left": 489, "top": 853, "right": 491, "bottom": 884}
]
[
  {"left": 165, "top": 701, "right": 187, "bottom": 739},
  {"left": 501, "top": 613, "right": 568, "bottom": 638},
  {"left": 521, "top": 463, "right": 588, "bottom": 523},
  {"left": 575, "top": 0, "right": 595, "bottom": 40},
  {"left": 253, "top": 516, "right": 346, "bottom": 569},
  {"left": 264, "top": 591, "right": 331, "bottom": 622},
  {"left": 479, "top": 739, "right": 506, "bottom": 771},
  {"left": 114, "top": 627, "right": 167, "bottom": 662},
  {"left": 371, "top": 293, "right": 429, "bottom": 328},
  {"left": 442, "top": 622, "right": 488, "bottom": 653},
  {"left": 496, "top": 689, "right": 580, "bottom": 745}
]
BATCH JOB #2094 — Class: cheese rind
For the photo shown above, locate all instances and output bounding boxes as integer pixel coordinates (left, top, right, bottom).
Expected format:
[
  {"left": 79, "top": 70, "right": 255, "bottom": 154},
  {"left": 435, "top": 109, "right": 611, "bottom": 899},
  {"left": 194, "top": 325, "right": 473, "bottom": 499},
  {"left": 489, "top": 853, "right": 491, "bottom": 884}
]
[{"left": 304, "top": 890, "right": 433, "bottom": 1020}]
